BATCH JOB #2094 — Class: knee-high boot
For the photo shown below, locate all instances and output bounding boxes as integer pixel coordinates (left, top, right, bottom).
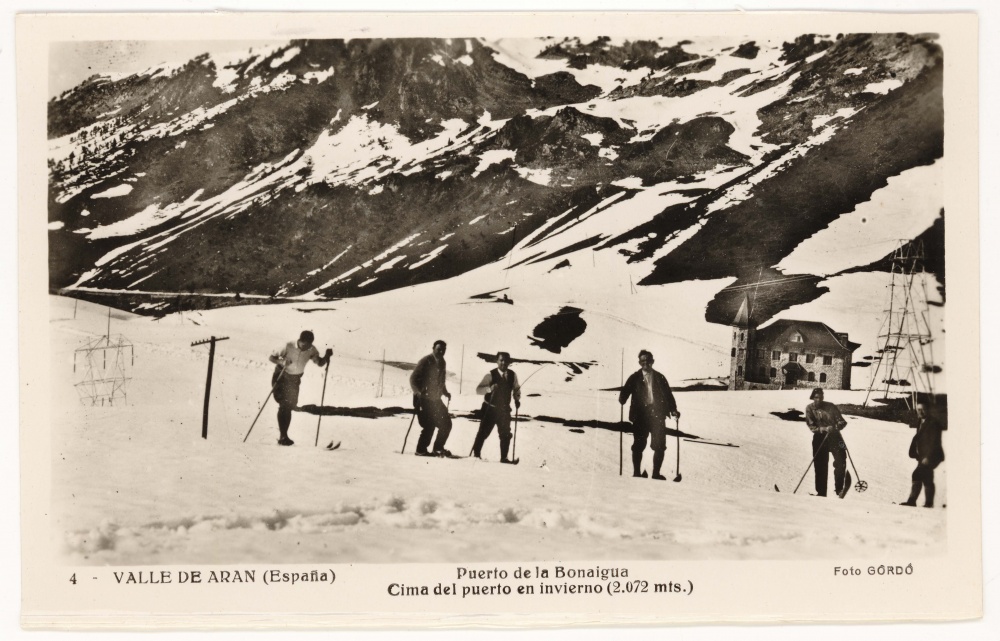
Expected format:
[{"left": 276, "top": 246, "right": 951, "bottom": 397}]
[
  {"left": 923, "top": 482, "right": 935, "bottom": 508},
  {"left": 632, "top": 451, "right": 643, "bottom": 476},
  {"left": 652, "top": 451, "right": 664, "bottom": 477},
  {"left": 903, "top": 481, "right": 922, "bottom": 506}
]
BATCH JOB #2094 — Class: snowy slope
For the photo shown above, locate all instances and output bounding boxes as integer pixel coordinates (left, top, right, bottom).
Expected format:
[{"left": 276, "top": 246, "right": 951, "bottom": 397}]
[{"left": 51, "top": 293, "right": 946, "bottom": 565}]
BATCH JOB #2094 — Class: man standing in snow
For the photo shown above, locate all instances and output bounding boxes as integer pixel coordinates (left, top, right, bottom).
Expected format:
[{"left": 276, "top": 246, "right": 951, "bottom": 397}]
[
  {"left": 269, "top": 330, "right": 332, "bottom": 446},
  {"left": 805, "top": 388, "right": 851, "bottom": 497},
  {"left": 619, "top": 350, "right": 679, "bottom": 480},
  {"left": 902, "top": 402, "right": 945, "bottom": 507},
  {"left": 409, "top": 340, "right": 454, "bottom": 457},
  {"left": 471, "top": 352, "right": 521, "bottom": 462}
]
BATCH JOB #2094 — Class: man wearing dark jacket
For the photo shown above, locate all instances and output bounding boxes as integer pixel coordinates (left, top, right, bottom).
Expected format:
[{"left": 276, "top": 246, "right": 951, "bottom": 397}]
[
  {"left": 902, "top": 402, "right": 946, "bottom": 507},
  {"left": 619, "top": 350, "right": 679, "bottom": 480},
  {"left": 471, "top": 352, "right": 521, "bottom": 462},
  {"left": 805, "top": 388, "right": 851, "bottom": 498},
  {"left": 409, "top": 340, "right": 453, "bottom": 457}
]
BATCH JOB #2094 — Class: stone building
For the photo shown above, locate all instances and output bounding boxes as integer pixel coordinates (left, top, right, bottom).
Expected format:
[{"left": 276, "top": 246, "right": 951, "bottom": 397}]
[{"left": 729, "top": 296, "right": 859, "bottom": 391}]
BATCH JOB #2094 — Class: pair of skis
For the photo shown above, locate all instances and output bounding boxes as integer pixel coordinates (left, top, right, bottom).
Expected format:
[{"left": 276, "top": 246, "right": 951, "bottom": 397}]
[
  {"left": 414, "top": 452, "right": 521, "bottom": 464},
  {"left": 774, "top": 471, "right": 854, "bottom": 497},
  {"left": 273, "top": 439, "right": 341, "bottom": 450}
]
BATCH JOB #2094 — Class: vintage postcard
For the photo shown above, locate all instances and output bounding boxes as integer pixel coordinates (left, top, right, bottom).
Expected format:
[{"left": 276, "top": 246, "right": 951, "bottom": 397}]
[{"left": 17, "top": 11, "right": 981, "bottom": 629}]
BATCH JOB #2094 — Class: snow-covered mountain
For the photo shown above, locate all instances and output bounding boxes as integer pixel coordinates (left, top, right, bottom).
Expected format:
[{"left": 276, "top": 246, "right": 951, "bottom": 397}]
[
  {"left": 48, "top": 34, "right": 944, "bottom": 331},
  {"left": 43, "top": 34, "right": 955, "bottom": 570}
]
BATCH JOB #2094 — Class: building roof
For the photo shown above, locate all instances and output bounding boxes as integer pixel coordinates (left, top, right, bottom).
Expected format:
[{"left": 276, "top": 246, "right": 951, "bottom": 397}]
[
  {"left": 755, "top": 319, "right": 860, "bottom": 353},
  {"left": 731, "top": 295, "right": 751, "bottom": 327}
]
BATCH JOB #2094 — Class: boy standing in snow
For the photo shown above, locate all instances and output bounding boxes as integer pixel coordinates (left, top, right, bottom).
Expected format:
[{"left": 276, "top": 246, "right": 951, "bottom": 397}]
[
  {"left": 902, "top": 402, "right": 945, "bottom": 507},
  {"left": 269, "top": 330, "right": 332, "bottom": 446},
  {"left": 409, "top": 340, "right": 454, "bottom": 457},
  {"left": 619, "top": 350, "right": 679, "bottom": 480},
  {"left": 471, "top": 352, "right": 521, "bottom": 462},
  {"left": 805, "top": 388, "right": 850, "bottom": 497}
]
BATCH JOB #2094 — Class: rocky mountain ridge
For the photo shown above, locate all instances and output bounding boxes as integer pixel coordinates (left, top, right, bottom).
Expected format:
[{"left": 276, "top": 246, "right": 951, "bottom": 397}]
[{"left": 48, "top": 33, "right": 944, "bottom": 324}]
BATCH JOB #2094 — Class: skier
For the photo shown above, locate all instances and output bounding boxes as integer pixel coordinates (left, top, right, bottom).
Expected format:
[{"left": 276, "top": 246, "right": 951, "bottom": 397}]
[
  {"left": 409, "top": 340, "right": 454, "bottom": 457},
  {"left": 471, "top": 352, "right": 521, "bottom": 462},
  {"left": 805, "top": 388, "right": 851, "bottom": 498},
  {"left": 268, "top": 330, "right": 332, "bottom": 446},
  {"left": 901, "top": 402, "right": 945, "bottom": 507},
  {"left": 618, "top": 350, "right": 679, "bottom": 480}
]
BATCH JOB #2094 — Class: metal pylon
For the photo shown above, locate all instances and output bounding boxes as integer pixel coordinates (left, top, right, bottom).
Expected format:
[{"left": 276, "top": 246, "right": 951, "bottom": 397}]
[
  {"left": 863, "top": 239, "right": 938, "bottom": 407},
  {"left": 74, "top": 333, "right": 134, "bottom": 406}
]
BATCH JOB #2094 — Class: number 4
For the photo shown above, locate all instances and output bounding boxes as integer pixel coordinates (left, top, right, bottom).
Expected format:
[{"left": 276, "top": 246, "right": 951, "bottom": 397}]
[{"left": 69, "top": 573, "right": 76, "bottom": 585}]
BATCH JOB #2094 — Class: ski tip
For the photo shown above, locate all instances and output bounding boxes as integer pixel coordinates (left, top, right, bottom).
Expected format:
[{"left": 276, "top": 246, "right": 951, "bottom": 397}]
[{"left": 325, "top": 441, "right": 342, "bottom": 451}]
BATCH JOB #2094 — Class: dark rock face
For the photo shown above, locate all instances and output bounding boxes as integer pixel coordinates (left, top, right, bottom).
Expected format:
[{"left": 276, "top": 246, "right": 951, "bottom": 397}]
[
  {"left": 529, "top": 307, "right": 587, "bottom": 354},
  {"left": 49, "top": 34, "right": 944, "bottom": 327}
]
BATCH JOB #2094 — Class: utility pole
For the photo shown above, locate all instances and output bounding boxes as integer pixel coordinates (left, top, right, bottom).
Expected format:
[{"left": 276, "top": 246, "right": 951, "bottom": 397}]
[
  {"left": 192, "top": 336, "right": 229, "bottom": 439},
  {"left": 377, "top": 348, "right": 386, "bottom": 398}
]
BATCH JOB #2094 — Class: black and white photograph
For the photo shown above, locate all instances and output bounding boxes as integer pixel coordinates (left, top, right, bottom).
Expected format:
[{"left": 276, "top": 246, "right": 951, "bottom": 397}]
[{"left": 14, "top": 9, "right": 985, "bottom": 630}]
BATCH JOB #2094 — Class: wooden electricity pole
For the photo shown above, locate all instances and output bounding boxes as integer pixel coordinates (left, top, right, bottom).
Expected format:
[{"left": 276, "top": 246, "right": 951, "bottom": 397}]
[{"left": 192, "top": 336, "right": 229, "bottom": 439}]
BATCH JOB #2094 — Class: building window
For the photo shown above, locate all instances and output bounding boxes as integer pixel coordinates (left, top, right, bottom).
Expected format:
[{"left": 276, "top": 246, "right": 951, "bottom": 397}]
[
  {"left": 806, "top": 353, "right": 815, "bottom": 364},
  {"left": 769, "top": 367, "right": 777, "bottom": 379},
  {"left": 792, "top": 332, "right": 803, "bottom": 342},
  {"left": 807, "top": 372, "right": 816, "bottom": 382},
  {"left": 737, "top": 366, "right": 743, "bottom": 377},
  {"left": 757, "top": 349, "right": 765, "bottom": 359},
  {"left": 789, "top": 352, "right": 798, "bottom": 362},
  {"left": 738, "top": 348, "right": 745, "bottom": 359},
  {"left": 731, "top": 347, "right": 736, "bottom": 357},
  {"left": 823, "top": 355, "right": 833, "bottom": 365},
  {"left": 740, "top": 331, "right": 745, "bottom": 343},
  {"left": 820, "top": 373, "right": 827, "bottom": 383},
  {"left": 772, "top": 350, "right": 780, "bottom": 360}
]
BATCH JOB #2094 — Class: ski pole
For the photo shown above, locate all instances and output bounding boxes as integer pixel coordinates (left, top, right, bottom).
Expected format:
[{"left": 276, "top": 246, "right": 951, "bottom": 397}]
[
  {"left": 842, "top": 441, "right": 868, "bottom": 492},
  {"left": 244, "top": 366, "right": 285, "bottom": 443},
  {"left": 673, "top": 415, "right": 682, "bottom": 482},
  {"left": 793, "top": 431, "right": 831, "bottom": 494},
  {"left": 619, "top": 348, "right": 624, "bottom": 477},
  {"left": 401, "top": 410, "right": 417, "bottom": 455},
  {"left": 314, "top": 359, "right": 331, "bottom": 447},
  {"left": 469, "top": 402, "right": 490, "bottom": 458},
  {"left": 512, "top": 407, "right": 519, "bottom": 460},
  {"left": 619, "top": 404, "right": 624, "bottom": 477}
]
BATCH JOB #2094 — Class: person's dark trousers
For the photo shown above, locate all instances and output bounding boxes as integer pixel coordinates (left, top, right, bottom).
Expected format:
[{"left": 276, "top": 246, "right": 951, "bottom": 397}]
[
  {"left": 416, "top": 398, "right": 453, "bottom": 453},
  {"left": 472, "top": 412, "right": 492, "bottom": 458},
  {"left": 272, "top": 370, "right": 301, "bottom": 441},
  {"left": 277, "top": 405, "right": 293, "bottom": 439},
  {"left": 812, "top": 431, "right": 847, "bottom": 496},
  {"left": 415, "top": 425, "right": 434, "bottom": 454},
  {"left": 631, "top": 420, "right": 650, "bottom": 475},
  {"left": 473, "top": 409, "right": 512, "bottom": 459},
  {"left": 907, "top": 463, "right": 936, "bottom": 507}
]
